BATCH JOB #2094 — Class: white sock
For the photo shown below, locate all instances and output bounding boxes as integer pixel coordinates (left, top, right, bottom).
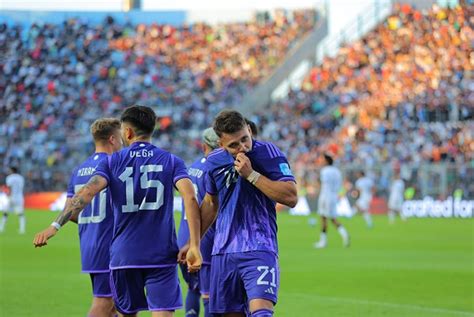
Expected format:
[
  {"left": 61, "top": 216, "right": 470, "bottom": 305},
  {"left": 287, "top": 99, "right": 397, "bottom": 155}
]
[
  {"left": 19, "top": 214, "right": 26, "bottom": 234},
  {"left": 337, "top": 226, "right": 348, "bottom": 240},
  {"left": 388, "top": 210, "right": 395, "bottom": 223},
  {"left": 0, "top": 214, "right": 7, "bottom": 232},
  {"left": 319, "top": 232, "right": 327, "bottom": 244},
  {"left": 363, "top": 212, "right": 373, "bottom": 228}
]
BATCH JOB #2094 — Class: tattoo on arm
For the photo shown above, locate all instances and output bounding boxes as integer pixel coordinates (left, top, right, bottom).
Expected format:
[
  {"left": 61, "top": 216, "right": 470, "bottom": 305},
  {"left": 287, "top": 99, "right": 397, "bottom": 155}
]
[{"left": 54, "top": 176, "right": 105, "bottom": 227}]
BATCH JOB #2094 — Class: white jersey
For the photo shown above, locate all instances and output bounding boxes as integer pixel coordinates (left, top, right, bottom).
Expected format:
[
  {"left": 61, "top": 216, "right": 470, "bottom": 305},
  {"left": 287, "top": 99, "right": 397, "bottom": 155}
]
[
  {"left": 320, "top": 166, "right": 342, "bottom": 199},
  {"left": 318, "top": 166, "right": 342, "bottom": 218},
  {"left": 388, "top": 179, "right": 405, "bottom": 210},
  {"left": 356, "top": 176, "right": 374, "bottom": 201},
  {"left": 6, "top": 173, "right": 25, "bottom": 200}
]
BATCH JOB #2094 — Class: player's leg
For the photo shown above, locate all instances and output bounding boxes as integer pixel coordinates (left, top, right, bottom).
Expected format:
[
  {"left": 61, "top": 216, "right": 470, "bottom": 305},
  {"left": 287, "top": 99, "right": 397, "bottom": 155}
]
[
  {"left": 199, "top": 264, "right": 213, "bottom": 317},
  {"left": 88, "top": 273, "right": 116, "bottom": 317},
  {"left": 151, "top": 312, "right": 174, "bottom": 317},
  {"left": 388, "top": 207, "right": 396, "bottom": 224},
  {"left": 0, "top": 212, "right": 8, "bottom": 232},
  {"left": 358, "top": 199, "right": 373, "bottom": 228},
  {"left": 145, "top": 266, "right": 182, "bottom": 317},
  {"left": 314, "top": 216, "right": 328, "bottom": 248},
  {"left": 89, "top": 297, "right": 115, "bottom": 317},
  {"left": 210, "top": 254, "right": 247, "bottom": 316},
  {"left": 240, "top": 251, "right": 279, "bottom": 317},
  {"left": 18, "top": 212, "right": 26, "bottom": 234},
  {"left": 330, "top": 218, "right": 350, "bottom": 247},
  {"left": 398, "top": 206, "right": 407, "bottom": 221},
  {"left": 248, "top": 299, "right": 273, "bottom": 316},
  {"left": 179, "top": 263, "right": 201, "bottom": 316},
  {"left": 110, "top": 269, "right": 148, "bottom": 317},
  {"left": 16, "top": 198, "right": 25, "bottom": 234},
  {"left": 363, "top": 209, "right": 373, "bottom": 228}
]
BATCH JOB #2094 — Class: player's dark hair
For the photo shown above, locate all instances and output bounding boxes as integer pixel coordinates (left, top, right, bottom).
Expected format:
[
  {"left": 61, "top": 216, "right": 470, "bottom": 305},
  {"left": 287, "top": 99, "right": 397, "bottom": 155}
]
[
  {"left": 120, "top": 105, "right": 156, "bottom": 137},
  {"left": 10, "top": 167, "right": 18, "bottom": 174},
  {"left": 323, "top": 153, "right": 333, "bottom": 165},
  {"left": 213, "top": 110, "right": 247, "bottom": 137},
  {"left": 90, "top": 118, "right": 121, "bottom": 142},
  {"left": 245, "top": 118, "right": 258, "bottom": 137}
]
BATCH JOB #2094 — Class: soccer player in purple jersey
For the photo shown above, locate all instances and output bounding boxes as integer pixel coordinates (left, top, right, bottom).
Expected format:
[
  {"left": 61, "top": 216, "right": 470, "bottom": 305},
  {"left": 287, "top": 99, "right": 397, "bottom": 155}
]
[
  {"left": 33, "top": 118, "right": 122, "bottom": 317},
  {"left": 177, "top": 128, "right": 220, "bottom": 317},
  {"left": 34, "top": 106, "right": 202, "bottom": 317},
  {"left": 183, "top": 110, "right": 298, "bottom": 317}
]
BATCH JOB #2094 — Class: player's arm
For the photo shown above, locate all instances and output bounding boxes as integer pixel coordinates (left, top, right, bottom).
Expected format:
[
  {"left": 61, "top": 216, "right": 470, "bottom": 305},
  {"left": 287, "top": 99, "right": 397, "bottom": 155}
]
[
  {"left": 177, "top": 193, "right": 217, "bottom": 266},
  {"left": 33, "top": 175, "right": 107, "bottom": 247},
  {"left": 200, "top": 193, "right": 219, "bottom": 237},
  {"left": 63, "top": 198, "right": 78, "bottom": 224},
  {"left": 175, "top": 178, "right": 202, "bottom": 272},
  {"left": 234, "top": 153, "right": 297, "bottom": 208}
]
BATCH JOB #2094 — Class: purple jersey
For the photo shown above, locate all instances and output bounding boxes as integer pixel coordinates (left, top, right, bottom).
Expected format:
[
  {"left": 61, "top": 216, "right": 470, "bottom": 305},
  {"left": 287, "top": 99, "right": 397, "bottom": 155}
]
[
  {"left": 205, "top": 140, "right": 295, "bottom": 256},
  {"left": 177, "top": 157, "right": 215, "bottom": 264},
  {"left": 94, "top": 142, "right": 189, "bottom": 269},
  {"left": 67, "top": 152, "right": 113, "bottom": 273}
]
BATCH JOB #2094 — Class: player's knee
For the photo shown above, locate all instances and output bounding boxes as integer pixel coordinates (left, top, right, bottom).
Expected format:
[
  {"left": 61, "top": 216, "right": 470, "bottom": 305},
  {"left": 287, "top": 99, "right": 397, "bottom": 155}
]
[
  {"left": 248, "top": 299, "right": 273, "bottom": 314},
  {"left": 90, "top": 297, "right": 115, "bottom": 316},
  {"left": 250, "top": 309, "right": 273, "bottom": 317}
]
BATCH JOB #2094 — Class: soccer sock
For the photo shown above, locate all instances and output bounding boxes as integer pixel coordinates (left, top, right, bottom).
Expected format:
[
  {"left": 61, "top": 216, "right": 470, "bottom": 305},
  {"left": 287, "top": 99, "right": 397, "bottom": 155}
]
[
  {"left": 185, "top": 288, "right": 200, "bottom": 316},
  {"left": 319, "top": 232, "right": 327, "bottom": 244},
  {"left": 251, "top": 308, "right": 274, "bottom": 316},
  {"left": 19, "top": 214, "right": 25, "bottom": 234},
  {"left": 363, "top": 212, "right": 373, "bottom": 228},
  {"left": 337, "top": 226, "right": 348, "bottom": 240},
  {"left": 388, "top": 210, "right": 395, "bottom": 223},
  {"left": 0, "top": 213, "right": 7, "bottom": 232},
  {"left": 203, "top": 297, "right": 211, "bottom": 317}
]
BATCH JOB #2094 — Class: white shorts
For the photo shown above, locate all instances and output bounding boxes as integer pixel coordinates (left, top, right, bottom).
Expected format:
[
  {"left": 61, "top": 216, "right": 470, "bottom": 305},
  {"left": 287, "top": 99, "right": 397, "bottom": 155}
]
[
  {"left": 318, "top": 196, "right": 338, "bottom": 218},
  {"left": 356, "top": 197, "right": 371, "bottom": 212},
  {"left": 8, "top": 197, "right": 24, "bottom": 214}
]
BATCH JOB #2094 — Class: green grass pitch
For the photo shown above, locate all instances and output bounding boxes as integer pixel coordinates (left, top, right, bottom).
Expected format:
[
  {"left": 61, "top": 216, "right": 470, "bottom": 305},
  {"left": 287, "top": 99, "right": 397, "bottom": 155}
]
[{"left": 0, "top": 210, "right": 472, "bottom": 316}]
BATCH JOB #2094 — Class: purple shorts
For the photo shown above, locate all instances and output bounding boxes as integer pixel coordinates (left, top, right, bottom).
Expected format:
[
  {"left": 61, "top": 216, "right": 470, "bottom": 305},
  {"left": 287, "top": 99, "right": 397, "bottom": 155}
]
[
  {"left": 110, "top": 266, "right": 182, "bottom": 315},
  {"left": 179, "top": 263, "right": 200, "bottom": 292},
  {"left": 199, "top": 264, "right": 211, "bottom": 296},
  {"left": 210, "top": 251, "right": 279, "bottom": 314},
  {"left": 90, "top": 272, "right": 112, "bottom": 298}
]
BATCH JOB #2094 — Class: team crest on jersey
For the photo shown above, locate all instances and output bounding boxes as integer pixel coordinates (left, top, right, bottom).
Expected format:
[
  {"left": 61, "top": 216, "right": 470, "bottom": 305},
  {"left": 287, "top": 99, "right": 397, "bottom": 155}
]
[{"left": 279, "top": 163, "right": 292, "bottom": 176}]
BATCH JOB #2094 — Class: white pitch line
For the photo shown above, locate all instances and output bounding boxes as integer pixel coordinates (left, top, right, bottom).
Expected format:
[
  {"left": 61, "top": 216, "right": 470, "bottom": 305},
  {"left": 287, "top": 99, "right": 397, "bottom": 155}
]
[{"left": 281, "top": 292, "right": 474, "bottom": 316}]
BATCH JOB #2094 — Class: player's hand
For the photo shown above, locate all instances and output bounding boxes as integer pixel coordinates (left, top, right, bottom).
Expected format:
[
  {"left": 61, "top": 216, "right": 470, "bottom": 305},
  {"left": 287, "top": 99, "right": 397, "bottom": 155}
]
[
  {"left": 234, "top": 153, "right": 253, "bottom": 179},
  {"left": 186, "top": 245, "right": 202, "bottom": 273},
  {"left": 177, "top": 242, "right": 189, "bottom": 265},
  {"left": 33, "top": 226, "right": 58, "bottom": 248}
]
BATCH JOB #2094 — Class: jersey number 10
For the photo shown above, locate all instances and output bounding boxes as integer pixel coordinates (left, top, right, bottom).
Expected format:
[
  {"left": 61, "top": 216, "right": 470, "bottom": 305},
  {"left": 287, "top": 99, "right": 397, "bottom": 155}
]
[{"left": 119, "top": 164, "right": 165, "bottom": 213}]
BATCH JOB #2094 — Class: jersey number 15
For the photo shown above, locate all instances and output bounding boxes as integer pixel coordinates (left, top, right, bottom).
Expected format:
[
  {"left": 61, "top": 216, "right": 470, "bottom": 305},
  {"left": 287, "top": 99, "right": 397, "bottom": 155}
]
[{"left": 119, "top": 164, "right": 165, "bottom": 213}]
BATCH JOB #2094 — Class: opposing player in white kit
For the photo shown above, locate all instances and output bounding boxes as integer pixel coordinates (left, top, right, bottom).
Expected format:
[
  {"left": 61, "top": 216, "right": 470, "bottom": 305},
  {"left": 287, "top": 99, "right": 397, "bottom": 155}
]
[
  {"left": 355, "top": 171, "right": 375, "bottom": 228},
  {"left": 388, "top": 169, "right": 405, "bottom": 223},
  {"left": 314, "top": 154, "right": 350, "bottom": 249},
  {"left": 0, "top": 167, "right": 26, "bottom": 234}
]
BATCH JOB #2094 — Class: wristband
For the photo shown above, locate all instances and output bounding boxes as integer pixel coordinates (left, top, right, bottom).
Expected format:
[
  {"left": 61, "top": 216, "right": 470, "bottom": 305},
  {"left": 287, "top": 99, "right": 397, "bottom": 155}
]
[
  {"left": 51, "top": 222, "right": 61, "bottom": 230},
  {"left": 247, "top": 171, "right": 261, "bottom": 185}
]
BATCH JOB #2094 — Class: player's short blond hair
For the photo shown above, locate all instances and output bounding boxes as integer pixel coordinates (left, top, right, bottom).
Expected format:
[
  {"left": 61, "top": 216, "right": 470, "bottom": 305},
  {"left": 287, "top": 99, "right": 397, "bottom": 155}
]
[{"left": 90, "top": 118, "right": 121, "bottom": 142}]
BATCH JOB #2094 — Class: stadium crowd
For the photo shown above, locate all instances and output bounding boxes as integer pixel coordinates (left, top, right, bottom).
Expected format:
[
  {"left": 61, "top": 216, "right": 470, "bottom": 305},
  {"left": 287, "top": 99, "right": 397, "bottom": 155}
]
[
  {"left": 0, "top": 4, "right": 472, "bottom": 197},
  {"left": 254, "top": 3, "right": 473, "bottom": 197},
  {"left": 0, "top": 10, "right": 317, "bottom": 191}
]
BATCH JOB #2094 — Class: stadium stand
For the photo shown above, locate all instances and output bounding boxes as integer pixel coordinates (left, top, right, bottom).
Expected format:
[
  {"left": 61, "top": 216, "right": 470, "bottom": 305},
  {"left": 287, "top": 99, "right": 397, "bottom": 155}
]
[
  {"left": 254, "top": 3, "right": 473, "bottom": 198},
  {"left": 0, "top": 10, "right": 317, "bottom": 191}
]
